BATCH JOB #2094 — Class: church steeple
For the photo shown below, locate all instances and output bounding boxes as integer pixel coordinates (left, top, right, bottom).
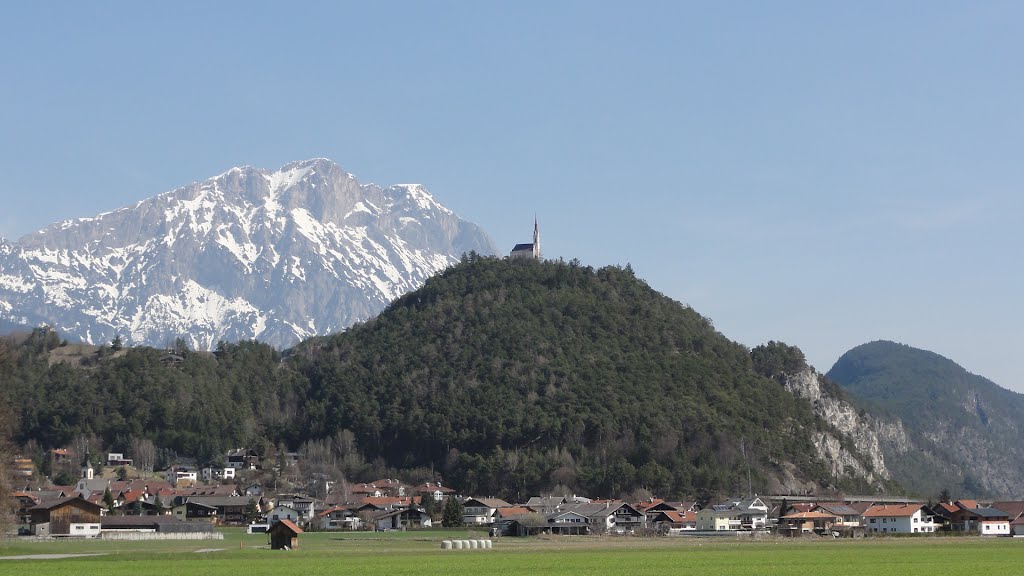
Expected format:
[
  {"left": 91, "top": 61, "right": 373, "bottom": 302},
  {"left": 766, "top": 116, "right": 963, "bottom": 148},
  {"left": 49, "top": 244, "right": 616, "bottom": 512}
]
[
  {"left": 533, "top": 216, "right": 541, "bottom": 259},
  {"left": 82, "top": 443, "right": 94, "bottom": 480}
]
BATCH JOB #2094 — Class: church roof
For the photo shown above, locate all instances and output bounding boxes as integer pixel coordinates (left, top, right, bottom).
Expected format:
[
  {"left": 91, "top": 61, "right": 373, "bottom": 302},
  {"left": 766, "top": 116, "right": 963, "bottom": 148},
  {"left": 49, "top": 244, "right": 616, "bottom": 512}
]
[{"left": 511, "top": 243, "right": 534, "bottom": 251}]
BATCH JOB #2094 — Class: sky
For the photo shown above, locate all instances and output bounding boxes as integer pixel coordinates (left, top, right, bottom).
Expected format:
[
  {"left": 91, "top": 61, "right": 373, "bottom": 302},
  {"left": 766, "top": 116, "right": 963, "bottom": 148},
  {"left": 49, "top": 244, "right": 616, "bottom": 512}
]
[{"left": 2, "top": 1, "right": 1022, "bottom": 391}]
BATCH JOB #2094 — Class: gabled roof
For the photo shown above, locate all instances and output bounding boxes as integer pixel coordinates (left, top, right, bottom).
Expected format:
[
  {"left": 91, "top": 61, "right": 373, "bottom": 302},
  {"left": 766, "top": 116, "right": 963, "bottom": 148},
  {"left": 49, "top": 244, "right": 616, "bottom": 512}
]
[
  {"left": 411, "top": 482, "right": 456, "bottom": 494},
  {"left": 782, "top": 511, "right": 836, "bottom": 520},
  {"left": 358, "top": 496, "right": 409, "bottom": 509},
  {"left": 969, "top": 507, "right": 1010, "bottom": 519},
  {"left": 815, "top": 502, "right": 860, "bottom": 516},
  {"left": 989, "top": 501, "right": 1024, "bottom": 519},
  {"left": 272, "top": 519, "right": 304, "bottom": 535},
  {"left": 652, "top": 510, "right": 697, "bottom": 524},
  {"left": 845, "top": 501, "right": 875, "bottom": 515},
  {"left": 370, "top": 507, "right": 429, "bottom": 521},
  {"left": 29, "top": 496, "right": 103, "bottom": 513},
  {"left": 317, "top": 506, "right": 356, "bottom": 517},
  {"left": 863, "top": 504, "right": 925, "bottom": 518},
  {"left": 495, "top": 506, "right": 533, "bottom": 519},
  {"left": 465, "top": 497, "right": 512, "bottom": 509},
  {"left": 636, "top": 499, "right": 665, "bottom": 511},
  {"left": 955, "top": 499, "right": 979, "bottom": 510}
]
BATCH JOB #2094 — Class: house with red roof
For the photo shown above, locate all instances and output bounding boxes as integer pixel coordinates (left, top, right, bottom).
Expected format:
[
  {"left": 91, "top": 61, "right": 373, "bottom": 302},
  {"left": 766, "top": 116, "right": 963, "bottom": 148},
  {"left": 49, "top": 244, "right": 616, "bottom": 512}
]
[{"left": 862, "top": 504, "right": 935, "bottom": 534}]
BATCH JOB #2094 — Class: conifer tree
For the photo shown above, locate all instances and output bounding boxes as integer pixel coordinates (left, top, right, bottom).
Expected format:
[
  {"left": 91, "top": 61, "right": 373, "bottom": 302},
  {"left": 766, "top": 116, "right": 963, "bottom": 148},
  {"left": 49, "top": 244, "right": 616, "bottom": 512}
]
[{"left": 441, "top": 496, "right": 464, "bottom": 527}]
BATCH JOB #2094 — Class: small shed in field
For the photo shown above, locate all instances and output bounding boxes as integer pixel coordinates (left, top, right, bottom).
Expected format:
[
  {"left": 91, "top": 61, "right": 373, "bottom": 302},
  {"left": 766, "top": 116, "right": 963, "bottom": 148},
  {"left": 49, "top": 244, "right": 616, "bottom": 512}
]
[{"left": 268, "top": 519, "right": 303, "bottom": 549}]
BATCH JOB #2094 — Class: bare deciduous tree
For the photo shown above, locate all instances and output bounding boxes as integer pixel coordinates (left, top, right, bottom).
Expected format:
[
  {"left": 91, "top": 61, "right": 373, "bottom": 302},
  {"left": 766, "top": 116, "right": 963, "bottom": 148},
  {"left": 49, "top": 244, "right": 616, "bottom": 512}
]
[{"left": 131, "top": 437, "right": 156, "bottom": 474}]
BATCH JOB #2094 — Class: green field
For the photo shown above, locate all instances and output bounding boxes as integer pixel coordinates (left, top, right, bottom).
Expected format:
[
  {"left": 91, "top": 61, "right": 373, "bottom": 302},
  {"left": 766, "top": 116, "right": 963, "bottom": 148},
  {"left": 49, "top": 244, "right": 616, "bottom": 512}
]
[{"left": 2, "top": 530, "right": 1022, "bottom": 575}]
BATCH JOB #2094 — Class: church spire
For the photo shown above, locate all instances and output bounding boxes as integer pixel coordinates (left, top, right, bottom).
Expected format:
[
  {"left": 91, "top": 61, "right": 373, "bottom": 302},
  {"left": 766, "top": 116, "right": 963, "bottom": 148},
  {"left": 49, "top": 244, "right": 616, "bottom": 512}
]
[{"left": 533, "top": 215, "right": 540, "bottom": 259}]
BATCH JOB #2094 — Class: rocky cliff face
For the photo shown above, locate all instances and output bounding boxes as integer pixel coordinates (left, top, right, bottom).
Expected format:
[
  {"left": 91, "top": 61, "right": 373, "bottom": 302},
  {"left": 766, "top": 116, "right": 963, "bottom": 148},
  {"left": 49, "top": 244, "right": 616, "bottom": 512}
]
[
  {"left": 0, "top": 159, "right": 498, "bottom": 349},
  {"left": 782, "top": 368, "right": 913, "bottom": 489}
]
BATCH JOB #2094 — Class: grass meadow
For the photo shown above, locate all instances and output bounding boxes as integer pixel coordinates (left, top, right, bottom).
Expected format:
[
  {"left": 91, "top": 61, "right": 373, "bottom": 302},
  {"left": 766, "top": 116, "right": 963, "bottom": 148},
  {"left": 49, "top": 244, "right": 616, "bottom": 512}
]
[{"left": 2, "top": 529, "right": 1022, "bottom": 576}]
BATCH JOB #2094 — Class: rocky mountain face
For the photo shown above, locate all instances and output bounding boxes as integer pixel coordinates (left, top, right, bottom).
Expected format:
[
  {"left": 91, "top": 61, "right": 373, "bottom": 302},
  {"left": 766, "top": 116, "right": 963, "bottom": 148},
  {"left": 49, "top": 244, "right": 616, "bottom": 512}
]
[
  {"left": 0, "top": 159, "right": 497, "bottom": 349},
  {"left": 828, "top": 340, "right": 1024, "bottom": 498},
  {"left": 780, "top": 367, "right": 911, "bottom": 488}
]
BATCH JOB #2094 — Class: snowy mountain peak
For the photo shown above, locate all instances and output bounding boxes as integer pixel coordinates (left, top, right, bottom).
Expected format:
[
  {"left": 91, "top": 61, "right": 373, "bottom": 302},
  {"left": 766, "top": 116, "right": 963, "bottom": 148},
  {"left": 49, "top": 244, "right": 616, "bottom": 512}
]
[{"left": 0, "top": 159, "right": 497, "bottom": 349}]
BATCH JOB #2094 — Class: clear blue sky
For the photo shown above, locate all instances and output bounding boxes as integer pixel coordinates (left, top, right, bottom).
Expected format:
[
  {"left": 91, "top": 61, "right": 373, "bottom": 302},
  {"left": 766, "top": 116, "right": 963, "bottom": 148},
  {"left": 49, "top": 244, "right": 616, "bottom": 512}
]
[{"left": 2, "top": 2, "right": 1022, "bottom": 391}]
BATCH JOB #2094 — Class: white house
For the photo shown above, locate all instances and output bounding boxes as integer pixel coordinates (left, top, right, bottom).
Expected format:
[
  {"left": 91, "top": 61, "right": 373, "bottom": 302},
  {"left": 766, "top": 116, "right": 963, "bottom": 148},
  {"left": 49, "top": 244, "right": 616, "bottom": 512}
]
[
  {"left": 696, "top": 498, "right": 768, "bottom": 531},
  {"left": 201, "top": 467, "right": 236, "bottom": 482},
  {"left": 267, "top": 505, "right": 300, "bottom": 524},
  {"left": 275, "top": 494, "right": 316, "bottom": 522},
  {"left": 463, "top": 498, "right": 512, "bottom": 525},
  {"left": 863, "top": 504, "right": 936, "bottom": 534},
  {"left": 166, "top": 466, "right": 198, "bottom": 487}
]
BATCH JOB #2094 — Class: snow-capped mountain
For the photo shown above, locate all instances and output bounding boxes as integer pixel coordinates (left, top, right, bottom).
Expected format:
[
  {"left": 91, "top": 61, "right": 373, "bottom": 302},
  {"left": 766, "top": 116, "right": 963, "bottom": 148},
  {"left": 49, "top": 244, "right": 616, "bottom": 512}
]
[{"left": 0, "top": 159, "right": 498, "bottom": 349}]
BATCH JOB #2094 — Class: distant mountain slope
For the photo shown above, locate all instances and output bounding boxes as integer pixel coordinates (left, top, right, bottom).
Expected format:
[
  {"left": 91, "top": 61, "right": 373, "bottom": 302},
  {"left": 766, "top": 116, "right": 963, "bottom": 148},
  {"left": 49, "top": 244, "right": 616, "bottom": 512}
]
[
  {"left": 287, "top": 256, "right": 889, "bottom": 499},
  {"left": 0, "top": 159, "right": 497, "bottom": 349},
  {"left": 828, "top": 340, "right": 1024, "bottom": 498}
]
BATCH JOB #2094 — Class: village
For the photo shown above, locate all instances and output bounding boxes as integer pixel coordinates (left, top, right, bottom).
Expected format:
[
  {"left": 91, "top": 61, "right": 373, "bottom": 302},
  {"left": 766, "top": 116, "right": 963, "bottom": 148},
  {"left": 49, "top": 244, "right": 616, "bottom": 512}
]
[{"left": 9, "top": 446, "right": 1024, "bottom": 543}]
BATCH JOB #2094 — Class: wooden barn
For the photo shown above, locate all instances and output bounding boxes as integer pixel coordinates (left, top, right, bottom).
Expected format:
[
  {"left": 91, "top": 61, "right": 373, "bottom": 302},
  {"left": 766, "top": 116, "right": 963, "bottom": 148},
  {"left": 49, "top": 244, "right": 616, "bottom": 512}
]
[
  {"left": 29, "top": 496, "right": 103, "bottom": 536},
  {"left": 268, "top": 519, "right": 303, "bottom": 549}
]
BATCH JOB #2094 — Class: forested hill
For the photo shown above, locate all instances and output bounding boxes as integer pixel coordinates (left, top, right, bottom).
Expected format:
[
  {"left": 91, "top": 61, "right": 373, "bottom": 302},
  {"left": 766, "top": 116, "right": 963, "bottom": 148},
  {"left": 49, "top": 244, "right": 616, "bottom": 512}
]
[
  {"left": 2, "top": 257, "right": 886, "bottom": 500},
  {"left": 828, "top": 340, "right": 1024, "bottom": 498},
  {"left": 286, "top": 256, "right": 881, "bottom": 498}
]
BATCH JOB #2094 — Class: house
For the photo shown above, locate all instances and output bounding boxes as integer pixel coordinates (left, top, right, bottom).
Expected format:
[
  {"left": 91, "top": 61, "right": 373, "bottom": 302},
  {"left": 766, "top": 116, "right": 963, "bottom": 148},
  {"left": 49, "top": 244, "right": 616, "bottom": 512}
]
[
  {"left": 13, "top": 457, "right": 34, "bottom": 478},
  {"left": 778, "top": 511, "right": 837, "bottom": 535},
  {"left": 813, "top": 502, "right": 863, "bottom": 527},
  {"left": 928, "top": 502, "right": 958, "bottom": 531},
  {"left": 950, "top": 501, "right": 1011, "bottom": 534},
  {"left": 495, "top": 506, "right": 534, "bottom": 522},
  {"left": 50, "top": 448, "right": 72, "bottom": 465},
  {"left": 172, "top": 501, "right": 218, "bottom": 522},
  {"left": 732, "top": 498, "right": 769, "bottom": 530},
  {"left": 28, "top": 496, "right": 103, "bottom": 537},
  {"left": 369, "top": 507, "right": 432, "bottom": 530},
  {"left": 318, "top": 506, "right": 362, "bottom": 530},
  {"left": 524, "top": 496, "right": 568, "bottom": 514},
  {"left": 862, "top": 504, "right": 935, "bottom": 534},
  {"left": 410, "top": 481, "right": 457, "bottom": 502},
  {"left": 990, "top": 502, "right": 1024, "bottom": 535},
  {"left": 13, "top": 491, "right": 41, "bottom": 524},
  {"left": 649, "top": 510, "right": 697, "bottom": 531},
  {"left": 275, "top": 494, "right": 316, "bottom": 522},
  {"left": 697, "top": 507, "right": 737, "bottom": 531},
  {"left": 267, "top": 505, "right": 301, "bottom": 524},
  {"left": 463, "top": 497, "right": 513, "bottom": 525},
  {"left": 351, "top": 483, "right": 384, "bottom": 498},
  {"left": 268, "top": 519, "right": 303, "bottom": 549},
  {"left": 545, "top": 509, "right": 592, "bottom": 535},
  {"left": 226, "top": 448, "right": 262, "bottom": 470},
  {"left": 370, "top": 478, "right": 407, "bottom": 497},
  {"left": 555, "top": 501, "right": 645, "bottom": 534},
  {"left": 107, "top": 453, "right": 133, "bottom": 467},
  {"left": 697, "top": 498, "right": 769, "bottom": 531},
  {"left": 954, "top": 507, "right": 1012, "bottom": 535},
  {"left": 166, "top": 466, "right": 198, "bottom": 487},
  {"left": 201, "top": 466, "right": 236, "bottom": 482}
]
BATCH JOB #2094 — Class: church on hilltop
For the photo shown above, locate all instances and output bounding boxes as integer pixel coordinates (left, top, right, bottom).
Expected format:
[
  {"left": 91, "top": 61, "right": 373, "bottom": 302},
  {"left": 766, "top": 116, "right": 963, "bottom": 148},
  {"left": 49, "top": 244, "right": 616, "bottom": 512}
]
[{"left": 509, "top": 218, "right": 541, "bottom": 259}]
